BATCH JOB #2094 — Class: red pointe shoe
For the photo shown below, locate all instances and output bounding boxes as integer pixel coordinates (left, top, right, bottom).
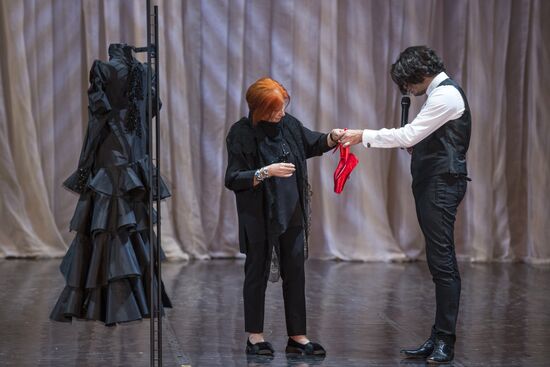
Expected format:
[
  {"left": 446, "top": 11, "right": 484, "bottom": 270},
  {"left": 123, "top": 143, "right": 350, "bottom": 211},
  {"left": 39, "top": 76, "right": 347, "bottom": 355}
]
[{"left": 333, "top": 143, "right": 359, "bottom": 193}]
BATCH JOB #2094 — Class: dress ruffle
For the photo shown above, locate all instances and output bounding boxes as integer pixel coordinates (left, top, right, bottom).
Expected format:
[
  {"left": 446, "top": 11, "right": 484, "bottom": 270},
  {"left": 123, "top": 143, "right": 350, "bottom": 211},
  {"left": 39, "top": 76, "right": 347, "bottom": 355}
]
[
  {"left": 53, "top": 160, "right": 172, "bottom": 325},
  {"left": 50, "top": 230, "right": 171, "bottom": 326},
  {"left": 64, "top": 156, "right": 170, "bottom": 199},
  {"left": 69, "top": 192, "right": 157, "bottom": 234}
]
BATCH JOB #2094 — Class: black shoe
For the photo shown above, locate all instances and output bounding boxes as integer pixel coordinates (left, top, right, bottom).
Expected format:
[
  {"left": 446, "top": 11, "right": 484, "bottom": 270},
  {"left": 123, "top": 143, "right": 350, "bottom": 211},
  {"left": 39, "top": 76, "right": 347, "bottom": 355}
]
[
  {"left": 400, "top": 338, "right": 435, "bottom": 358},
  {"left": 426, "top": 339, "right": 454, "bottom": 364},
  {"left": 285, "top": 338, "right": 326, "bottom": 356},
  {"left": 246, "top": 338, "right": 274, "bottom": 356}
]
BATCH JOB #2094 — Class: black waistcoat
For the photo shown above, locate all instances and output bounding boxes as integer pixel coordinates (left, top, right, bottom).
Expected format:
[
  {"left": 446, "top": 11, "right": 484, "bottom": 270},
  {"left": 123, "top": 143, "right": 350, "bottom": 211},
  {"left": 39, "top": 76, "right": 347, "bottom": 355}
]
[{"left": 411, "top": 79, "right": 471, "bottom": 185}]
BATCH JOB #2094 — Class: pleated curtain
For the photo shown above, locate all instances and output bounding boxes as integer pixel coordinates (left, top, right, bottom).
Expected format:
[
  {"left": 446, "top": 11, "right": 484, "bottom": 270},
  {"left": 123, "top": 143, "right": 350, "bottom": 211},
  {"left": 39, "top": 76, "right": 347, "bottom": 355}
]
[{"left": 0, "top": 0, "right": 549, "bottom": 263}]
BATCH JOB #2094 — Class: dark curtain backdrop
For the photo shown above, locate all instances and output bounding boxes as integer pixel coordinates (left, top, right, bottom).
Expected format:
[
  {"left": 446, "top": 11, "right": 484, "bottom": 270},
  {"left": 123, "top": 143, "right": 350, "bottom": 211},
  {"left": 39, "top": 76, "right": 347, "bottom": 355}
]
[{"left": 1, "top": 0, "right": 549, "bottom": 263}]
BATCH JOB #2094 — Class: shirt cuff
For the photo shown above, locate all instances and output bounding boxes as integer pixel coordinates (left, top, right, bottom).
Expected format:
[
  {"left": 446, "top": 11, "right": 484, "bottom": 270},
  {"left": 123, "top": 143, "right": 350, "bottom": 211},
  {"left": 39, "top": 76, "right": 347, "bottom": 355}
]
[{"left": 362, "top": 129, "right": 377, "bottom": 148}]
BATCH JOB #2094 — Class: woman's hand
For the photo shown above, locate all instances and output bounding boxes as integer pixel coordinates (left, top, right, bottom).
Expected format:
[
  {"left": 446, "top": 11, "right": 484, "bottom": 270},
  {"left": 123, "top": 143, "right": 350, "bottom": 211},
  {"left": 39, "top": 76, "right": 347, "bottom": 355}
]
[
  {"left": 253, "top": 163, "right": 295, "bottom": 186},
  {"left": 267, "top": 162, "right": 296, "bottom": 178},
  {"left": 328, "top": 128, "right": 345, "bottom": 147}
]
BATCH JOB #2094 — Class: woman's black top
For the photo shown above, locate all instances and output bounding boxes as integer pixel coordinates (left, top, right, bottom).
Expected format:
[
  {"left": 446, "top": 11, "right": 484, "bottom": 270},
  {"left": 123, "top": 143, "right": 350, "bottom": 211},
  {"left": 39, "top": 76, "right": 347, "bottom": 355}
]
[{"left": 257, "top": 120, "right": 303, "bottom": 232}]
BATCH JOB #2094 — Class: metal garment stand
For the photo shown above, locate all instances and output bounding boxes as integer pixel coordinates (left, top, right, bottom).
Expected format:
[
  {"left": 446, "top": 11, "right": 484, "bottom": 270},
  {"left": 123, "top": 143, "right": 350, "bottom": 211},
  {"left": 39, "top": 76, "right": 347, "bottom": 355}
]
[{"left": 134, "top": 1, "right": 162, "bottom": 366}]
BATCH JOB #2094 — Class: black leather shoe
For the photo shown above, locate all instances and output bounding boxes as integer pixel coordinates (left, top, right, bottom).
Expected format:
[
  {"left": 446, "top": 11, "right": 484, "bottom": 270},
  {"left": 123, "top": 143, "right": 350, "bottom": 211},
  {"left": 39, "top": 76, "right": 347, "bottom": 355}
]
[
  {"left": 285, "top": 338, "right": 326, "bottom": 356},
  {"left": 246, "top": 338, "right": 274, "bottom": 356},
  {"left": 400, "top": 338, "right": 435, "bottom": 358},
  {"left": 426, "top": 339, "right": 454, "bottom": 364}
]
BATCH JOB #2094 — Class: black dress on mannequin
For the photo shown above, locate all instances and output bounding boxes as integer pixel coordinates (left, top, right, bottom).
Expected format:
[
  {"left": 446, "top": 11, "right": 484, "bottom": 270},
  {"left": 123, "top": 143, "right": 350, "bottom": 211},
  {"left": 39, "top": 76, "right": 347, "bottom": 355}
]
[{"left": 50, "top": 43, "right": 172, "bottom": 326}]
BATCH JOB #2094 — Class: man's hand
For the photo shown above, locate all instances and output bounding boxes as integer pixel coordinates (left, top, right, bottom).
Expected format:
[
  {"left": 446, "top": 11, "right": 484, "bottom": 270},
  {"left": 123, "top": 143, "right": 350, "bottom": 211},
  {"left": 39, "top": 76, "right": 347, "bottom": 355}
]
[
  {"left": 340, "top": 129, "right": 363, "bottom": 147},
  {"left": 328, "top": 128, "right": 345, "bottom": 146}
]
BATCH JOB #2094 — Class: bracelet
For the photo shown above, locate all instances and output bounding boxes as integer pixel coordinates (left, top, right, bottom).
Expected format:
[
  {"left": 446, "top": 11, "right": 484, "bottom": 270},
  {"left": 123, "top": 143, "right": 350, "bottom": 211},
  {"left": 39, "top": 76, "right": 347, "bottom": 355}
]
[
  {"left": 254, "top": 166, "right": 269, "bottom": 181},
  {"left": 329, "top": 131, "right": 337, "bottom": 143}
]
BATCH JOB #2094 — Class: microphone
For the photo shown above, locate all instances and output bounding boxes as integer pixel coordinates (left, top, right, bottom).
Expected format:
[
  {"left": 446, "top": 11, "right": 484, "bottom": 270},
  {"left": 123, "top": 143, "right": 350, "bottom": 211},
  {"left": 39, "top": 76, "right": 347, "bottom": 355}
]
[{"left": 400, "top": 95, "right": 410, "bottom": 127}]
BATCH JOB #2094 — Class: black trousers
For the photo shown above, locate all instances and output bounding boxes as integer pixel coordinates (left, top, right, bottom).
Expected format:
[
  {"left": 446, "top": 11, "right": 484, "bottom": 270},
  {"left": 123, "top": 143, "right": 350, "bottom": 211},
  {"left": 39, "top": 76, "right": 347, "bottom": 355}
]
[
  {"left": 243, "top": 226, "right": 306, "bottom": 336},
  {"left": 413, "top": 174, "right": 467, "bottom": 345}
]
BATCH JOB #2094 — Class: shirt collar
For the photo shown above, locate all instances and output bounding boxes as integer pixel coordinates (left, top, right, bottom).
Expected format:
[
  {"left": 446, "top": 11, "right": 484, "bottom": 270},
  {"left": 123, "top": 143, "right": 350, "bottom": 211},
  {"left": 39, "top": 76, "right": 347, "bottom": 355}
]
[{"left": 427, "top": 72, "right": 449, "bottom": 96}]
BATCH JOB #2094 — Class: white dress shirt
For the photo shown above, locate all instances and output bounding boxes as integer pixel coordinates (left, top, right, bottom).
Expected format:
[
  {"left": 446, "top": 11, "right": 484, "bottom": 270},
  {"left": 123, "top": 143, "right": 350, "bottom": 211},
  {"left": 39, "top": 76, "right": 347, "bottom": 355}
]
[{"left": 362, "top": 72, "right": 465, "bottom": 149}]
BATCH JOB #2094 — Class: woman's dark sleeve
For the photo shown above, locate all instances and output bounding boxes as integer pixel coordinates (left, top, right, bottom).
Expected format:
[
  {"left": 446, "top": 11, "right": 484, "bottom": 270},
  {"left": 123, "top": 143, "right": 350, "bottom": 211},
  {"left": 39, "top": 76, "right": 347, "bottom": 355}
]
[
  {"left": 63, "top": 60, "right": 112, "bottom": 193},
  {"left": 299, "top": 120, "right": 332, "bottom": 159},
  {"left": 224, "top": 126, "right": 257, "bottom": 192}
]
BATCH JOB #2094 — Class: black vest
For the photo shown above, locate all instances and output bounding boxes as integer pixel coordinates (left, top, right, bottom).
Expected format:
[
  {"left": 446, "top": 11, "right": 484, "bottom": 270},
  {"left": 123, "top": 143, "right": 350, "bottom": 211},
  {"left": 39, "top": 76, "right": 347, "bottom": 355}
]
[{"left": 411, "top": 78, "right": 471, "bottom": 185}]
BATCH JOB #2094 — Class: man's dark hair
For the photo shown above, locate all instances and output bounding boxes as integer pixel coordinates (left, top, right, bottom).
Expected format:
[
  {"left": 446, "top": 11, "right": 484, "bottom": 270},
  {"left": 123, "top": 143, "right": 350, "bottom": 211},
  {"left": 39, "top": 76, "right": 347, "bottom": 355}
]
[{"left": 390, "top": 46, "right": 445, "bottom": 94}]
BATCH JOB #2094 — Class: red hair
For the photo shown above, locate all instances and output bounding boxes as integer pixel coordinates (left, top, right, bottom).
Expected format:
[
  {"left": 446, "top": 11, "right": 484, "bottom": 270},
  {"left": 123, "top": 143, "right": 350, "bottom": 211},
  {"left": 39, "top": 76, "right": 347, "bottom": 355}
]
[{"left": 246, "top": 77, "right": 290, "bottom": 125}]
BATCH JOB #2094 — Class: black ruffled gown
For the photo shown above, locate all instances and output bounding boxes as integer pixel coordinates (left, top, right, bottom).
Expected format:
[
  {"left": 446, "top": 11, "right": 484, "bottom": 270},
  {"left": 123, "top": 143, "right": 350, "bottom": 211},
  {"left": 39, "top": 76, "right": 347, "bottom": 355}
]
[{"left": 50, "top": 43, "right": 172, "bottom": 326}]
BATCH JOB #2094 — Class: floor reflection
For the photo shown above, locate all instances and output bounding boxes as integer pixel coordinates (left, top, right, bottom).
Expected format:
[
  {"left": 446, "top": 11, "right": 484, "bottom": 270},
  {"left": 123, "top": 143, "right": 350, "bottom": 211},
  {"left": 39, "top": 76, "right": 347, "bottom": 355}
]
[
  {"left": 284, "top": 355, "right": 326, "bottom": 367},
  {"left": 245, "top": 354, "right": 274, "bottom": 366},
  {"left": 0, "top": 259, "right": 549, "bottom": 366},
  {"left": 243, "top": 354, "right": 327, "bottom": 367},
  {"left": 398, "top": 358, "right": 431, "bottom": 366}
]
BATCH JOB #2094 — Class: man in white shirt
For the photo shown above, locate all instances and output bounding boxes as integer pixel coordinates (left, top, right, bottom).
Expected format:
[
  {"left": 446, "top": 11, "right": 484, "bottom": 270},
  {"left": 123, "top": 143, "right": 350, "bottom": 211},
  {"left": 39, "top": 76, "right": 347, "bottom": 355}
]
[{"left": 340, "top": 46, "right": 471, "bottom": 364}]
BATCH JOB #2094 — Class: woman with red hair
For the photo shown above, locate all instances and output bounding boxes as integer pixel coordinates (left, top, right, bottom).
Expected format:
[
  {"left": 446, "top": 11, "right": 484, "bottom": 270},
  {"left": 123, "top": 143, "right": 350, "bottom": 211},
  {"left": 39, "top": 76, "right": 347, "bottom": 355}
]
[{"left": 225, "top": 77, "right": 343, "bottom": 357}]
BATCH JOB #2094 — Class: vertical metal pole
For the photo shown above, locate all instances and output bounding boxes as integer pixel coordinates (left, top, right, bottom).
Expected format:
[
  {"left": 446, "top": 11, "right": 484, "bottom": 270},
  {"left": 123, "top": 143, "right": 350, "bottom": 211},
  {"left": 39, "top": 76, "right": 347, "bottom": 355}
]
[
  {"left": 153, "top": 5, "right": 163, "bottom": 367},
  {"left": 145, "top": 1, "right": 155, "bottom": 366}
]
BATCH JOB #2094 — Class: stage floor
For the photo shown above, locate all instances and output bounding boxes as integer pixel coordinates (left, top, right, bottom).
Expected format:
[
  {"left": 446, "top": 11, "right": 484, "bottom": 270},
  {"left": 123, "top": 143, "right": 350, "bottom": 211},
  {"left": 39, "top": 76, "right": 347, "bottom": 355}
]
[{"left": 0, "top": 259, "right": 548, "bottom": 366}]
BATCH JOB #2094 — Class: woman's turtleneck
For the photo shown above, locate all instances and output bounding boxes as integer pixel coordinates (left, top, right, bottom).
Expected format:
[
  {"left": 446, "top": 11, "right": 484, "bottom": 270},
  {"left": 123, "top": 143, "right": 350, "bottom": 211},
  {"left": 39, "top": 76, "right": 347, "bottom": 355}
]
[
  {"left": 108, "top": 43, "right": 135, "bottom": 63},
  {"left": 258, "top": 120, "right": 282, "bottom": 139}
]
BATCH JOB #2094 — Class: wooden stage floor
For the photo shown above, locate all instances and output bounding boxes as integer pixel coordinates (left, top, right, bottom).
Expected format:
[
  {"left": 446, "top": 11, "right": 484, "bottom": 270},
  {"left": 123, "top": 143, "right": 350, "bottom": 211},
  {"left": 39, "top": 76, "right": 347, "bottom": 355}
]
[{"left": 0, "top": 259, "right": 549, "bottom": 366}]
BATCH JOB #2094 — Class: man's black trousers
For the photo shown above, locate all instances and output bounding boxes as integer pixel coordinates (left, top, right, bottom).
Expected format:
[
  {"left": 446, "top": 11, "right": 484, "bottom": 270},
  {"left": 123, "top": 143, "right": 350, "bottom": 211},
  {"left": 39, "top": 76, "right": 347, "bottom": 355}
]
[
  {"left": 413, "top": 173, "right": 467, "bottom": 345},
  {"left": 243, "top": 225, "right": 306, "bottom": 336}
]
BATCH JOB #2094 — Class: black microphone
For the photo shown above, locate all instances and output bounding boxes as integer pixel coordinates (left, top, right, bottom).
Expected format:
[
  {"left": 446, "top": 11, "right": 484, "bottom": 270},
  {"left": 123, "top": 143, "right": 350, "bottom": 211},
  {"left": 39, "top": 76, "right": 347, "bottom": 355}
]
[{"left": 400, "top": 95, "right": 410, "bottom": 127}]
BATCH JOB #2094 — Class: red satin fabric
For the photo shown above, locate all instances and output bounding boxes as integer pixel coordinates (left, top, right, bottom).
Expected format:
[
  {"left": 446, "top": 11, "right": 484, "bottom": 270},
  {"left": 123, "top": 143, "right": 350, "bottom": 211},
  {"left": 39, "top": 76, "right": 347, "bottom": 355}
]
[{"left": 333, "top": 143, "right": 359, "bottom": 194}]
